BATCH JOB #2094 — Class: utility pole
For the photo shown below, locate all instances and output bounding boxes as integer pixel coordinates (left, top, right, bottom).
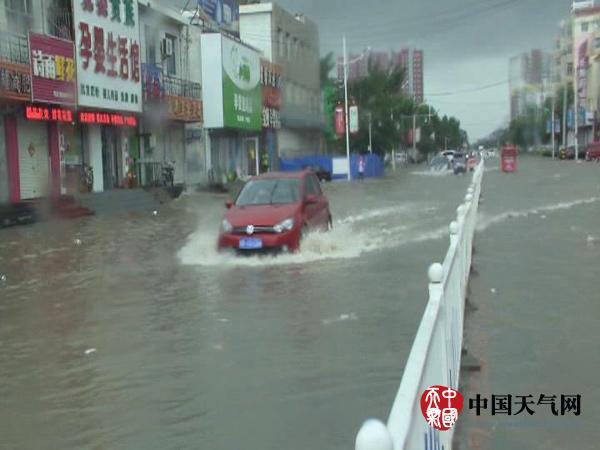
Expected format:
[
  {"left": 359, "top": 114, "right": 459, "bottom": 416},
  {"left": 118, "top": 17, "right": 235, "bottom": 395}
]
[
  {"left": 574, "top": 62, "right": 579, "bottom": 162},
  {"left": 412, "top": 112, "right": 416, "bottom": 157},
  {"left": 562, "top": 83, "right": 567, "bottom": 149},
  {"left": 368, "top": 112, "right": 372, "bottom": 154},
  {"left": 343, "top": 35, "right": 351, "bottom": 180},
  {"left": 551, "top": 95, "right": 556, "bottom": 159}
]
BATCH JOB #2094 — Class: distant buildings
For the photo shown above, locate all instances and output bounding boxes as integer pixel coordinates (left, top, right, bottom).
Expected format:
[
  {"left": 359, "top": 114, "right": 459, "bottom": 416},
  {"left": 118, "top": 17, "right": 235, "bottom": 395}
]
[
  {"left": 508, "top": 49, "right": 552, "bottom": 120},
  {"left": 337, "top": 47, "right": 424, "bottom": 103}
]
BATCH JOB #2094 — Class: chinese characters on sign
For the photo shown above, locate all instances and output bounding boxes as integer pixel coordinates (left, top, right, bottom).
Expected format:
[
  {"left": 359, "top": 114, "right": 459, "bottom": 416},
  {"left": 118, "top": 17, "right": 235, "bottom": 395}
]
[
  {"left": 0, "top": 63, "right": 32, "bottom": 101},
  {"left": 166, "top": 96, "right": 202, "bottom": 122},
  {"left": 74, "top": 0, "right": 142, "bottom": 112},
  {"left": 29, "top": 33, "right": 77, "bottom": 104},
  {"left": 260, "top": 59, "right": 282, "bottom": 129},
  {"left": 79, "top": 111, "right": 137, "bottom": 127},
  {"left": 25, "top": 105, "right": 74, "bottom": 122},
  {"left": 420, "top": 385, "right": 464, "bottom": 431}
]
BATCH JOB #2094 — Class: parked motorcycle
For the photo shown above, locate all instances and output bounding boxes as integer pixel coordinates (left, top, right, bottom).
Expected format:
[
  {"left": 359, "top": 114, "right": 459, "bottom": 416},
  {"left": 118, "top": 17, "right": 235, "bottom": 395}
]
[
  {"left": 162, "top": 161, "right": 175, "bottom": 188},
  {"left": 81, "top": 164, "right": 94, "bottom": 193}
]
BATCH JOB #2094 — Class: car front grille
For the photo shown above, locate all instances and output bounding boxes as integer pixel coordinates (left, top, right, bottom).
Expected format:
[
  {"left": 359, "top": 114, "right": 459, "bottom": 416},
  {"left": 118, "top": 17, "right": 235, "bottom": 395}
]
[{"left": 232, "top": 226, "right": 277, "bottom": 235}]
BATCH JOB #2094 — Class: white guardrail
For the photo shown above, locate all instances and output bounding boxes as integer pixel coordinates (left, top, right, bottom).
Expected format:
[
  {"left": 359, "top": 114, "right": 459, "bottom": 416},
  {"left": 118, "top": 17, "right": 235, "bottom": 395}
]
[{"left": 355, "top": 160, "right": 485, "bottom": 450}]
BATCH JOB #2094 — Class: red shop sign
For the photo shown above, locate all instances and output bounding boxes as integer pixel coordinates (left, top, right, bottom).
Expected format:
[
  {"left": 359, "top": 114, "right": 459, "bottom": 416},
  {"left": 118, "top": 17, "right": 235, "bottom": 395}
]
[
  {"left": 25, "top": 104, "right": 74, "bottom": 122},
  {"left": 78, "top": 111, "right": 137, "bottom": 127},
  {"left": 29, "top": 32, "right": 77, "bottom": 105}
]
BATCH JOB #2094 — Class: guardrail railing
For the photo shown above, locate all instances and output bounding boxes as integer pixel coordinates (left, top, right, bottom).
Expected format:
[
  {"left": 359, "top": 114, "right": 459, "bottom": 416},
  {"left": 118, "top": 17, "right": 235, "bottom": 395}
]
[{"left": 355, "top": 160, "right": 485, "bottom": 450}]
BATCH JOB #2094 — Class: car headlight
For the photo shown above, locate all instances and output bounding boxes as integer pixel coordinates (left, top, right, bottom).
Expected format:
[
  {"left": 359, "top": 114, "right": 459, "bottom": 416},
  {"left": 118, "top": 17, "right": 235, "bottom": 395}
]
[
  {"left": 273, "top": 218, "right": 294, "bottom": 233},
  {"left": 221, "top": 219, "right": 233, "bottom": 233}
]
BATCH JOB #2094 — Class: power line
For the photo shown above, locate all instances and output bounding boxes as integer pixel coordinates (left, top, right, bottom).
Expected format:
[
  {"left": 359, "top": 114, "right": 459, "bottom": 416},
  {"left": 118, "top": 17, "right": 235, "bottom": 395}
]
[{"left": 427, "top": 80, "right": 508, "bottom": 96}]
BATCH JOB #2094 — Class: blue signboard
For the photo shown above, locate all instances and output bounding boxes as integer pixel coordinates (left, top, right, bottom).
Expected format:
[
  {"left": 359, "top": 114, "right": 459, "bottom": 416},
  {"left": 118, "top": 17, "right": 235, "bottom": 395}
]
[
  {"left": 546, "top": 118, "right": 561, "bottom": 134},
  {"left": 567, "top": 108, "right": 574, "bottom": 129},
  {"left": 198, "top": 0, "right": 239, "bottom": 36}
]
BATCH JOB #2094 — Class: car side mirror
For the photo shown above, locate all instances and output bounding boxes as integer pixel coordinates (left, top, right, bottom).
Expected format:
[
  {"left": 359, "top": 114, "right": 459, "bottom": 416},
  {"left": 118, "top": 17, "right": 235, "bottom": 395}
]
[
  {"left": 305, "top": 194, "right": 318, "bottom": 204},
  {"left": 225, "top": 199, "right": 233, "bottom": 209}
]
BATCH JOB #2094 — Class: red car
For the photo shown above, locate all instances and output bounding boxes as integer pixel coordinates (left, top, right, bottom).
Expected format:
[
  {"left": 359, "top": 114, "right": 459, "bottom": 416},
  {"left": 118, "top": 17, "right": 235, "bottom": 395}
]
[
  {"left": 217, "top": 171, "right": 332, "bottom": 254},
  {"left": 585, "top": 142, "right": 600, "bottom": 161}
]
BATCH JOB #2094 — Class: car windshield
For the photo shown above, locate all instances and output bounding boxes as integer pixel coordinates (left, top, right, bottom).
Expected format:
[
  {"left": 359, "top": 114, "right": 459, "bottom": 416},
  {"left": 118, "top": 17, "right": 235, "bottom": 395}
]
[{"left": 235, "top": 179, "right": 300, "bottom": 206}]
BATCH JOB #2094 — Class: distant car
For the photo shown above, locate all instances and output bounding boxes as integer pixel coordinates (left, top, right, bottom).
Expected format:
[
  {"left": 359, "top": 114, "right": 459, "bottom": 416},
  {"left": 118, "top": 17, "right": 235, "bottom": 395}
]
[
  {"left": 559, "top": 146, "right": 575, "bottom": 160},
  {"left": 452, "top": 152, "right": 467, "bottom": 174},
  {"left": 304, "top": 165, "right": 332, "bottom": 182},
  {"left": 442, "top": 150, "right": 456, "bottom": 162},
  {"left": 585, "top": 142, "right": 600, "bottom": 161},
  {"left": 217, "top": 171, "right": 332, "bottom": 254},
  {"left": 430, "top": 154, "right": 450, "bottom": 172}
]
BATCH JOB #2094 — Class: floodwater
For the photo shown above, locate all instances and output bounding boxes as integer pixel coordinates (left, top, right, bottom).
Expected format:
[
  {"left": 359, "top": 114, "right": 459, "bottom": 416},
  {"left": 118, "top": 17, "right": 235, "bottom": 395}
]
[
  {"left": 1, "top": 156, "right": 597, "bottom": 450},
  {"left": 0, "top": 165, "right": 470, "bottom": 450}
]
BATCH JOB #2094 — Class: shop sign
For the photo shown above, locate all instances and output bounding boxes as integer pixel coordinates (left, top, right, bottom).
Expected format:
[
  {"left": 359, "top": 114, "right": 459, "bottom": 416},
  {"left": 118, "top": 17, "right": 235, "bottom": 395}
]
[
  {"left": 197, "top": 0, "right": 239, "bottom": 36},
  {"left": 262, "top": 107, "right": 281, "bottom": 129},
  {"left": 260, "top": 59, "right": 282, "bottom": 113},
  {"left": 166, "top": 95, "right": 202, "bottom": 122},
  {"left": 200, "top": 34, "right": 261, "bottom": 130},
  {"left": 74, "top": 0, "right": 142, "bottom": 112},
  {"left": 0, "top": 62, "right": 32, "bottom": 101},
  {"left": 78, "top": 111, "right": 137, "bottom": 126},
  {"left": 29, "top": 32, "right": 77, "bottom": 105},
  {"left": 25, "top": 104, "right": 74, "bottom": 122}
]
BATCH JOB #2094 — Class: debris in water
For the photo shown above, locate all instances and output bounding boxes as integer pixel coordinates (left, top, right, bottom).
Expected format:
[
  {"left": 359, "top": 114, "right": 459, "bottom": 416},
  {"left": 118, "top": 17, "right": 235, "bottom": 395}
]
[
  {"left": 541, "top": 215, "right": 547, "bottom": 219},
  {"left": 0, "top": 274, "right": 6, "bottom": 283},
  {"left": 587, "top": 235, "right": 596, "bottom": 245},
  {"left": 73, "top": 238, "right": 82, "bottom": 245},
  {"left": 322, "top": 312, "right": 358, "bottom": 325},
  {"left": 152, "top": 210, "right": 158, "bottom": 216},
  {"left": 84, "top": 348, "right": 96, "bottom": 356},
  {"left": 490, "top": 288, "right": 497, "bottom": 294}
]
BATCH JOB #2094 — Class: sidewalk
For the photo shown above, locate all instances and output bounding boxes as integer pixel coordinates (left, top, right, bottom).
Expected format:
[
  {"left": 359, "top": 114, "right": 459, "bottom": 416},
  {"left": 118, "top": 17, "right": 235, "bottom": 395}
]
[{"left": 455, "top": 159, "right": 599, "bottom": 449}]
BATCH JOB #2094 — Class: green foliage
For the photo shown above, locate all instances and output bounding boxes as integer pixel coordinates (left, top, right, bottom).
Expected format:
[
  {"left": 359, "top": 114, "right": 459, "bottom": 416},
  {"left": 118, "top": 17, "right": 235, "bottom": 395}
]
[{"left": 324, "top": 62, "right": 467, "bottom": 155}]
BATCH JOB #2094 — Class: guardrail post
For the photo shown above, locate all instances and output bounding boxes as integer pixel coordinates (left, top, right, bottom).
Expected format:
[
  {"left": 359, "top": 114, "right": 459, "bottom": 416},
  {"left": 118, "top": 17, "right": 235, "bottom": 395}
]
[
  {"left": 355, "top": 419, "right": 394, "bottom": 450},
  {"left": 428, "top": 262, "right": 444, "bottom": 298},
  {"left": 449, "top": 221, "right": 459, "bottom": 247}
]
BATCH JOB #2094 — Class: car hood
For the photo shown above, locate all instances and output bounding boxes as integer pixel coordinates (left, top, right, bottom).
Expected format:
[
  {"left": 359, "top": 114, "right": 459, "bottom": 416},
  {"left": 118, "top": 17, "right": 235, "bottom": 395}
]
[{"left": 224, "top": 203, "right": 300, "bottom": 227}]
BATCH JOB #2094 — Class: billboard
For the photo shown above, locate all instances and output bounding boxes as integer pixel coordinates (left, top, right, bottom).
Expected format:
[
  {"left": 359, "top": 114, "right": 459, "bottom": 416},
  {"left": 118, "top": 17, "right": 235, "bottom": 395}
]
[
  {"left": 73, "top": 0, "right": 142, "bottom": 112},
  {"left": 197, "top": 0, "right": 239, "bottom": 36},
  {"left": 201, "top": 34, "right": 261, "bottom": 130},
  {"left": 29, "top": 33, "right": 77, "bottom": 105}
]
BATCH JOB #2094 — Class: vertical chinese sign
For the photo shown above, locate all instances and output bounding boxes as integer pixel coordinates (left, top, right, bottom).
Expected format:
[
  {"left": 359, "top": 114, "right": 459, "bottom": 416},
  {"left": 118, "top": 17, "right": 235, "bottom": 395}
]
[
  {"left": 29, "top": 33, "right": 77, "bottom": 105},
  {"left": 73, "top": 0, "right": 142, "bottom": 112},
  {"left": 260, "top": 59, "right": 281, "bottom": 129}
]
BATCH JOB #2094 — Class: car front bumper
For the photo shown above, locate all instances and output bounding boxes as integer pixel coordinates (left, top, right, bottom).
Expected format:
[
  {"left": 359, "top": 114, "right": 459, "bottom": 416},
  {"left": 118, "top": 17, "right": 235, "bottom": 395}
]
[{"left": 217, "top": 229, "right": 301, "bottom": 254}]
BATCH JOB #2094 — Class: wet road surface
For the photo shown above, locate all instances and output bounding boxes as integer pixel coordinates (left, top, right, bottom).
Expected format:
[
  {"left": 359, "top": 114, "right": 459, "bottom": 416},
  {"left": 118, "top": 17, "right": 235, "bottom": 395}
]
[
  {"left": 1, "top": 166, "right": 470, "bottom": 450},
  {"left": 456, "top": 157, "right": 600, "bottom": 450}
]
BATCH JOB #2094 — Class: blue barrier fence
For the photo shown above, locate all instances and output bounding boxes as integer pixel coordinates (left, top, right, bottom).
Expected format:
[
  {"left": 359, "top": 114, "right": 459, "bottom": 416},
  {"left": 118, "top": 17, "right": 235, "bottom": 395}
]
[{"left": 279, "top": 154, "right": 384, "bottom": 180}]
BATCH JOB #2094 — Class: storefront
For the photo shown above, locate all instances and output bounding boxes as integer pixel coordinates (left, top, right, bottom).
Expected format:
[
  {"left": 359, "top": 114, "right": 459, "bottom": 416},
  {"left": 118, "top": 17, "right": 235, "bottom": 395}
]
[
  {"left": 140, "top": 64, "right": 203, "bottom": 187},
  {"left": 201, "top": 34, "right": 262, "bottom": 183},
  {"left": 72, "top": 0, "right": 142, "bottom": 192}
]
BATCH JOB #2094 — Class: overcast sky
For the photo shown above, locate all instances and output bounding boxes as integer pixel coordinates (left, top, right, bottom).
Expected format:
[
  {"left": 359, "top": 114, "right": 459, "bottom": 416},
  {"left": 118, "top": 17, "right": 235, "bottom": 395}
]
[{"left": 273, "top": 0, "right": 573, "bottom": 141}]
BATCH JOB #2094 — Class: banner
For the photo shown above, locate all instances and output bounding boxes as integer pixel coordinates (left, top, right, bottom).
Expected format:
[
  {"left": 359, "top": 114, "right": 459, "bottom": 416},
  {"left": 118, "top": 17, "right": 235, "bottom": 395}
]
[
  {"left": 73, "top": 0, "right": 142, "bottom": 112},
  {"left": 349, "top": 105, "right": 359, "bottom": 134},
  {"left": 29, "top": 33, "right": 77, "bottom": 105},
  {"left": 0, "top": 62, "right": 32, "bottom": 102}
]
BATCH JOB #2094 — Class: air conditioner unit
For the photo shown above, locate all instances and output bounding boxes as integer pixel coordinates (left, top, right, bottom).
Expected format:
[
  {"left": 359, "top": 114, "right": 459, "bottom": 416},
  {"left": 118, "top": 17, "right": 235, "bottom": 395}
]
[{"left": 161, "top": 38, "right": 174, "bottom": 57}]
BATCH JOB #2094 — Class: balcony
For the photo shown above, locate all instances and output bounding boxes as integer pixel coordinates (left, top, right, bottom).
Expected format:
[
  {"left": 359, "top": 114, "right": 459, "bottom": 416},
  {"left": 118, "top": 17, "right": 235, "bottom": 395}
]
[
  {"left": 47, "top": 8, "right": 74, "bottom": 41},
  {"left": 141, "top": 64, "right": 202, "bottom": 122},
  {"left": 163, "top": 74, "right": 202, "bottom": 100},
  {"left": 0, "top": 31, "right": 29, "bottom": 65}
]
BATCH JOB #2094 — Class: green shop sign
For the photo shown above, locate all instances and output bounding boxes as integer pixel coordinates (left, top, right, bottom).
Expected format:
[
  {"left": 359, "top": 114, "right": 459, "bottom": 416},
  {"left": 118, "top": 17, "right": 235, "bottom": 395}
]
[{"left": 221, "top": 38, "right": 261, "bottom": 131}]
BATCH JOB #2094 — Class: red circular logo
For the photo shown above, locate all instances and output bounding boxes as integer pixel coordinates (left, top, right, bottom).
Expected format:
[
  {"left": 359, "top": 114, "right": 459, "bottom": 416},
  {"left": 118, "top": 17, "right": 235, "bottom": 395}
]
[{"left": 420, "top": 385, "right": 464, "bottom": 431}]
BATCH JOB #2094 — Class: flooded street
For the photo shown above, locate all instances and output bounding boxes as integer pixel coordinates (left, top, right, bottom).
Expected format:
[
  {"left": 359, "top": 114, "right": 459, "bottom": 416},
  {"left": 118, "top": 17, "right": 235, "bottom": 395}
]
[
  {"left": 1, "top": 157, "right": 598, "bottom": 450},
  {"left": 1, "top": 166, "right": 470, "bottom": 450}
]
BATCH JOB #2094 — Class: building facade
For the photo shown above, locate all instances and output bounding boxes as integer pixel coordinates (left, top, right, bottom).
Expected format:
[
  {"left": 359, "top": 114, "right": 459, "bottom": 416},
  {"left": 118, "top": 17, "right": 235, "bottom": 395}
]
[
  {"left": 508, "top": 49, "right": 552, "bottom": 120},
  {"left": 0, "top": 0, "right": 207, "bottom": 205},
  {"left": 338, "top": 47, "right": 424, "bottom": 102},
  {"left": 240, "top": 2, "right": 323, "bottom": 160}
]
